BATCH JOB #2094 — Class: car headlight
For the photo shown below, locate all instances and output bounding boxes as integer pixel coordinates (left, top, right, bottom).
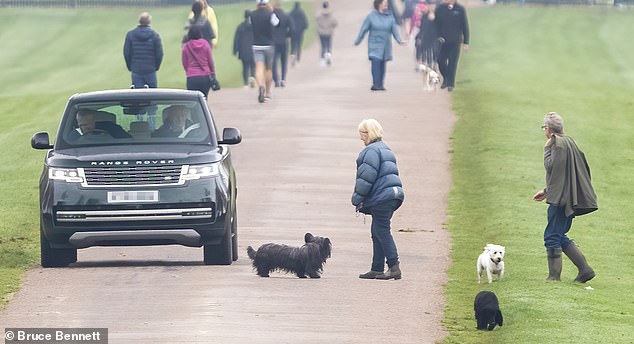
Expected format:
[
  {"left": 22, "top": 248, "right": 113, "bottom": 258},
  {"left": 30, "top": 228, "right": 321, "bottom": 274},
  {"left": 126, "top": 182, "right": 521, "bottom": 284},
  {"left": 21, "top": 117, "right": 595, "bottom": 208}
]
[
  {"left": 182, "top": 164, "right": 219, "bottom": 180},
  {"left": 49, "top": 168, "right": 85, "bottom": 183}
]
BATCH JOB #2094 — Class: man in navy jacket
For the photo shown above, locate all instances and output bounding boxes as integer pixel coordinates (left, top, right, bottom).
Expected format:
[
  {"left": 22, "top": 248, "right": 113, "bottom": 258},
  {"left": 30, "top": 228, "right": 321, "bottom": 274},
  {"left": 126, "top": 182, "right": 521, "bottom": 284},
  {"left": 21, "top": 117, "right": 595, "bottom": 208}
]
[{"left": 124, "top": 12, "right": 164, "bottom": 89}]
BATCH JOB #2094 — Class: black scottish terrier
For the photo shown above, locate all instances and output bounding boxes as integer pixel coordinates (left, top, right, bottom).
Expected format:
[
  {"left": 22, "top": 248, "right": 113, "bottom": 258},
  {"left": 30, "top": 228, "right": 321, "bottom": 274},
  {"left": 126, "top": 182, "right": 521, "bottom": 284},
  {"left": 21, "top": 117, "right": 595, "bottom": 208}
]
[
  {"left": 246, "top": 233, "right": 332, "bottom": 278},
  {"left": 474, "top": 291, "right": 504, "bottom": 331}
]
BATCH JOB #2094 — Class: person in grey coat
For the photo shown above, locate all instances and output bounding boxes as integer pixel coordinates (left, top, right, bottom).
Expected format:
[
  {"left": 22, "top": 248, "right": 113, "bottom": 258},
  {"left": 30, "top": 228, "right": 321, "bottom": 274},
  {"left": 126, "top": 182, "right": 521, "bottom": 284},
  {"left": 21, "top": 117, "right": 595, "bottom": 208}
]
[
  {"left": 533, "top": 112, "right": 597, "bottom": 283},
  {"left": 354, "top": 0, "right": 404, "bottom": 91},
  {"left": 352, "top": 119, "right": 405, "bottom": 280},
  {"left": 315, "top": 1, "right": 337, "bottom": 66}
]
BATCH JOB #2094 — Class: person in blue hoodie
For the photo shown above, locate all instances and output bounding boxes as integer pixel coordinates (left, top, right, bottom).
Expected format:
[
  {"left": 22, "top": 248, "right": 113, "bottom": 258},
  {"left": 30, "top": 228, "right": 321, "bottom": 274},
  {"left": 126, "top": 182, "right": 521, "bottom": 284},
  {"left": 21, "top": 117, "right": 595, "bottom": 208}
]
[
  {"left": 123, "top": 12, "right": 164, "bottom": 89},
  {"left": 354, "top": 0, "right": 405, "bottom": 91},
  {"left": 352, "top": 119, "right": 405, "bottom": 281}
]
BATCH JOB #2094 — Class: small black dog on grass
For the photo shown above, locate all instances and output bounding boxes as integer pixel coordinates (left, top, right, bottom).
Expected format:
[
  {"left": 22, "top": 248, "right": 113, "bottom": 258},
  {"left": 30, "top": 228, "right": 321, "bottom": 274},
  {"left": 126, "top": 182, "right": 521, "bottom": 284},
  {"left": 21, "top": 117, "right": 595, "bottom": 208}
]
[
  {"left": 474, "top": 291, "right": 504, "bottom": 331},
  {"left": 247, "top": 233, "right": 332, "bottom": 278}
]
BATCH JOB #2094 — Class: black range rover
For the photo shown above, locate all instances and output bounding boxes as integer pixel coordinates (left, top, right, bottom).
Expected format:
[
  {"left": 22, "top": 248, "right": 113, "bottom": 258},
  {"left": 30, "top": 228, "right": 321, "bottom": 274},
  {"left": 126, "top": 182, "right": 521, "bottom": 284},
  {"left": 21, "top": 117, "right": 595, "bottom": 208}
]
[{"left": 31, "top": 89, "right": 241, "bottom": 267}]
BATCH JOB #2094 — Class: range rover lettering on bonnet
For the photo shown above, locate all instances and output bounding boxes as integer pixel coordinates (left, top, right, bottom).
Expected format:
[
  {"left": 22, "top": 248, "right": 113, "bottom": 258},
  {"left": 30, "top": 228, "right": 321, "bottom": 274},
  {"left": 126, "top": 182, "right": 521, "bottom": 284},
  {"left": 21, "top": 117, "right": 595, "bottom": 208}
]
[{"left": 89, "top": 160, "right": 175, "bottom": 166}]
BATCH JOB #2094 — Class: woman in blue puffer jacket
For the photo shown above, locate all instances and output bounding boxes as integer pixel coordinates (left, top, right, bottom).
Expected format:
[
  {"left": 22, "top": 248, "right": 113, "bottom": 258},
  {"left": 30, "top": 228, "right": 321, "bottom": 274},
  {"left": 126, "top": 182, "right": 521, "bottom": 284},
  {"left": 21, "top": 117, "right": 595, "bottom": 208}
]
[{"left": 352, "top": 119, "right": 405, "bottom": 280}]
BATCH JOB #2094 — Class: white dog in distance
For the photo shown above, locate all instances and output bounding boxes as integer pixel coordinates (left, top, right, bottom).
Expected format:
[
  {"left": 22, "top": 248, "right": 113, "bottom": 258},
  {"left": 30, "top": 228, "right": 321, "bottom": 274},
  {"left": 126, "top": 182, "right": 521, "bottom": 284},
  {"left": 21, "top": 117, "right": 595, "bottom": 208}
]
[
  {"left": 477, "top": 244, "right": 505, "bottom": 284},
  {"left": 419, "top": 64, "right": 442, "bottom": 91}
]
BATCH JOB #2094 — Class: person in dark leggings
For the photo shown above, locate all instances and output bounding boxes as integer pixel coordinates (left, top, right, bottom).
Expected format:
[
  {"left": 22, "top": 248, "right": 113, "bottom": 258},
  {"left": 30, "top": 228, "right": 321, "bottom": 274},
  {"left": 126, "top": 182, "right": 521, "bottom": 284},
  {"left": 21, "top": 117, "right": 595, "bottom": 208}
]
[
  {"left": 289, "top": 2, "right": 308, "bottom": 65},
  {"left": 272, "top": 0, "right": 294, "bottom": 87},
  {"left": 233, "top": 10, "right": 256, "bottom": 88}
]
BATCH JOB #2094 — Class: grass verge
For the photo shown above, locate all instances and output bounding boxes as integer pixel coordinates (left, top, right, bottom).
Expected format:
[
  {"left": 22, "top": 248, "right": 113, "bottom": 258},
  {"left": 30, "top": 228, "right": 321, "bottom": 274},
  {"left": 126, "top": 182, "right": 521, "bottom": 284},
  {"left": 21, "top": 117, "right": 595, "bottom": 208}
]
[{"left": 443, "top": 5, "right": 634, "bottom": 343}]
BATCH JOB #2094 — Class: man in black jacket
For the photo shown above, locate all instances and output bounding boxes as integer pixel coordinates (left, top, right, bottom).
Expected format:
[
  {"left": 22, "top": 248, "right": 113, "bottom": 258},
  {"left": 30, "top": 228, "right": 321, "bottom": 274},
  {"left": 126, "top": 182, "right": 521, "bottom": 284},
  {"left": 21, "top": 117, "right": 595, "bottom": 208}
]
[
  {"left": 434, "top": 0, "right": 469, "bottom": 92},
  {"left": 289, "top": 2, "right": 308, "bottom": 64},
  {"left": 233, "top": 10, "right": 256, "bottom": 88},
  {"left": 123, "top": 12, "right": 164, "bottom": 89}
]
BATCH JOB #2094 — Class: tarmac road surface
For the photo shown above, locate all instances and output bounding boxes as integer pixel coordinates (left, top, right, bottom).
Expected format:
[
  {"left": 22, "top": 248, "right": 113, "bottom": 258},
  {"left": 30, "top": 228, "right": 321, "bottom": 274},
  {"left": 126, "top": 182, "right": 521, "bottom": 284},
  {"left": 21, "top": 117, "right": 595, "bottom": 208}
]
[{"left": 0, "top": 1, "right": 455, "bottom": 342}]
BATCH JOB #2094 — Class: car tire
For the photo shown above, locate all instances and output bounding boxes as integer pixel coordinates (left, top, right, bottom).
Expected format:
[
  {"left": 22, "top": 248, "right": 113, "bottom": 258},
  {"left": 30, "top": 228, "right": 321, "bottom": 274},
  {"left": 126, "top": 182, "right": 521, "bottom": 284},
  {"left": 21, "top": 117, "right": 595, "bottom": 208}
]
[
  {"left": 203, "top": 214, "right": 233, "bottom": 265},
  {"left": 40, "top": 230, "right": 77, "bottom": 268},
  {"left": 231, "top": 208, "right": 238, "bottom": 262}
]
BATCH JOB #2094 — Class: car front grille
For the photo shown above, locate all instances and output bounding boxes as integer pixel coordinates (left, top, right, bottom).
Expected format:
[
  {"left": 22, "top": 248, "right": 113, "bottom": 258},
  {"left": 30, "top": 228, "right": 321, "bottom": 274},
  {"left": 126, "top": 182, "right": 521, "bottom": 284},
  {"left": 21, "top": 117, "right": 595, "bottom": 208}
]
[{"left": 81, "top": 165, "right": 184, "bottom": 187}]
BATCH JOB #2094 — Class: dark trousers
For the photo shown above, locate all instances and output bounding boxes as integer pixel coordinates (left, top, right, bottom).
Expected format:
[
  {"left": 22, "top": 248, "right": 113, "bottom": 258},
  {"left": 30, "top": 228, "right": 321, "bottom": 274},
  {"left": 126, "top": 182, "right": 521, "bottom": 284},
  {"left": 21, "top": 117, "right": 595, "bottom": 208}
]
[
  {"left": 370, "top": 58, "right": 387, "bottom": 88},
  {"left": 272, "top": 42, "right": 288, "bottom": 85},
  {"left": 437, "top": 42, "right": 461, "bottom": 87},
  {"left": 290, "top": 33, "right": 304, "bottom": 61},
  {"left": 241, "top": 59, "right": 255, "bottom": 86},
  {"left": 186, "top": 75, "right": 210, "bottom": 99},
  {"left": 369, "top": 200, "right": 400, "bottom": 271},
  {"left": 131, "top": 71, "right": 157, "bottom": 89},
  {"left": 544, "top": 205, "right": 574, "bottom": 249},
  {"left": 319, "top": 34, "right": 332, "bottom": 58}
]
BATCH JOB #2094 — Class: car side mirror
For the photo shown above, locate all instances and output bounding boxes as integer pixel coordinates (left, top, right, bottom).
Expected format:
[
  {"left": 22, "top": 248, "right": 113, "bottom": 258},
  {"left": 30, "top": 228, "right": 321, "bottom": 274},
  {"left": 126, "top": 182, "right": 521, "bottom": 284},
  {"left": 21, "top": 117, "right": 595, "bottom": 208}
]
[
  {"left": 219, "top": 127, "right": 242, "bottom": 145},
  {"left": 31, "top": 132, "right": 53, "bottom": 149}
]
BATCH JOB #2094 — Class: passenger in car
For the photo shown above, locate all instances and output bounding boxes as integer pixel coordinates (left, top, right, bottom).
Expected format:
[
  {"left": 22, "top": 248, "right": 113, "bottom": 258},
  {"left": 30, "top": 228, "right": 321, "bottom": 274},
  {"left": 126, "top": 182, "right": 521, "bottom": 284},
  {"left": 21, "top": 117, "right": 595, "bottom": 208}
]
[
  {"left": 68, "top": 110, "right": 132, "bottom": 141},
  {"left": 151, "top": 105, "right": 193, "bottom": 138}
]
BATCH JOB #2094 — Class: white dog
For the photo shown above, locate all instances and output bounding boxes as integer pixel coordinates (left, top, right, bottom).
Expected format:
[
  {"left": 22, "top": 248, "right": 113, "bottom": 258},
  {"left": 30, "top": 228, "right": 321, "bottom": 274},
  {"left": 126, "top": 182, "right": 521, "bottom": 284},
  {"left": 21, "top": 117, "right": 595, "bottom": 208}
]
[
  {"left": 477, "top": 244, "right": 505, "bottom": 284},
  {"left": 419, "top": 64, "right": 442, "bottom": 91}
]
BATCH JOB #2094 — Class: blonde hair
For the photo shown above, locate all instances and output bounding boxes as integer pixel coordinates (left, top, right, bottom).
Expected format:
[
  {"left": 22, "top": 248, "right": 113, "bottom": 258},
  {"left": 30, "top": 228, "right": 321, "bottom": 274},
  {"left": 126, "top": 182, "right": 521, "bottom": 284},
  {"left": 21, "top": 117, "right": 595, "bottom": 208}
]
[{"left": 358, "top": 119, "right": 384, "bottom": 142}]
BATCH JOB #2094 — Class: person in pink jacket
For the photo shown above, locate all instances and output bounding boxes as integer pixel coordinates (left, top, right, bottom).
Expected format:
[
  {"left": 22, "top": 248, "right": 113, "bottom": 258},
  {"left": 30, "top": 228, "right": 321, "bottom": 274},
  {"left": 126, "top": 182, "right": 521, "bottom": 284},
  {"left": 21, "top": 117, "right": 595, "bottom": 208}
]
[{"left": 182, "top": 26, "right": 216, "bottom": 98}]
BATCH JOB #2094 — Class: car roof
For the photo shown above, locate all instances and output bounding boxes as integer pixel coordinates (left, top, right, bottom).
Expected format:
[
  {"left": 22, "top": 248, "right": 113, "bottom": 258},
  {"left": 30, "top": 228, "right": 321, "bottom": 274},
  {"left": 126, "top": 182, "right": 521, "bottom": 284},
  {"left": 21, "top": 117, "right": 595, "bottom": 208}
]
[{"left": 68, "top": 89, "right": 204, "bottom": 103}]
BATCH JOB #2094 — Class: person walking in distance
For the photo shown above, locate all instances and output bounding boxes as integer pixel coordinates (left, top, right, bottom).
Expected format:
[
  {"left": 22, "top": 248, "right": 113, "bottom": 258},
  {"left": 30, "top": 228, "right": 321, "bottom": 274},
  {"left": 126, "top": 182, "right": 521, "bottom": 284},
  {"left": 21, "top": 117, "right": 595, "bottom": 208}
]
[
  {"left": 250, "top": 0, "right": 280, "bottom": 103},
  {"left": 123, "top": 11, "right": 163, "bottom": 129},
  {"left": 354, "top": 0, "right": 405, "bottom": 91},
  {"left": 353, "top": 119, "right": 405, "bottom": 280},
  {"left": 533, "top": 112, "right": 597, "bottom": 283},
  {"left": 316, "top": 1, "right": 338, "bottom": 67},
  {"left": 188, "top": 0, "right": 219, "bottom": 48},
  {"left": 434, "top": 0, "right": 469, "bottom": 92},
  {"left": 271, "top": 0, "right": 294, "bottom": 87},
  {"left": 182, "top": 26, "right": 216, "bottom": 99},
  {"left": 233, "top": 10, "right": 256, "bottom": 89},
  {"left": 289, "top": 1, "right": 308, "bottom": 65}
]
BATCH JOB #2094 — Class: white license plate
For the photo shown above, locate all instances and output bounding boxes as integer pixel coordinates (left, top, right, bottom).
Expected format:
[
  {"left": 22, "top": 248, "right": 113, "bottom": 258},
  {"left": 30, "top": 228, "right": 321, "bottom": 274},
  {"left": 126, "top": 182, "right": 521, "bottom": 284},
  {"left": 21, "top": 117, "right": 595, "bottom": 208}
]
[{"left": 107, "top": 191, "right": 159, "bottom": 203}]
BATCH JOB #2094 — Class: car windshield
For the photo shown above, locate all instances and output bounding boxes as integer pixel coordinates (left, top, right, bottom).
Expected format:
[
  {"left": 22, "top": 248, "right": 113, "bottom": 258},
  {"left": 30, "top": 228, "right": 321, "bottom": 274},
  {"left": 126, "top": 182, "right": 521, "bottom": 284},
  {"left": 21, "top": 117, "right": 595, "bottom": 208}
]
[{"left": 58, "top": 99, "right": 213, "bottom": 148}]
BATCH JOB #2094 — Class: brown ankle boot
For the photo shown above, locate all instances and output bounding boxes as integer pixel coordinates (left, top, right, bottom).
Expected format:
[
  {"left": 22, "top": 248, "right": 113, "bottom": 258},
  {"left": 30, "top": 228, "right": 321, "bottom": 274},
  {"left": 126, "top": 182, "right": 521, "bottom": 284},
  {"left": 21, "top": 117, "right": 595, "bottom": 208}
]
[
  {"left": 359, "top": 270, "right": 384, "bottom": 279},
  {"left": 376, "top": 261, "right": 401, "bottom": 280}
]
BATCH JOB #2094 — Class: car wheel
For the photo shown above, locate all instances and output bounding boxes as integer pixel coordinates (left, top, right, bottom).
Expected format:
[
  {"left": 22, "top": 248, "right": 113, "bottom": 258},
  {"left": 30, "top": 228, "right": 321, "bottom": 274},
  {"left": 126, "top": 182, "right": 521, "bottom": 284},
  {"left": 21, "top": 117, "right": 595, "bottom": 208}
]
[
  {"left": 203, "top": 217, "right": 233, "bottom": 265},
  {"left": 40, "top": 230, "right": 77, "bottom": 268}
]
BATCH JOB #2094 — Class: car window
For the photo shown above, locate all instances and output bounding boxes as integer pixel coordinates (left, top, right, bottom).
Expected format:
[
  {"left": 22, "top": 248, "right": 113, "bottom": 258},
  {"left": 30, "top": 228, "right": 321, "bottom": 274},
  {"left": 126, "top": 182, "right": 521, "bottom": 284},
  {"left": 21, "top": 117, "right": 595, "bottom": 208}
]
[{"left": 59, "top": 100, "right": 213, "bottom": 147}]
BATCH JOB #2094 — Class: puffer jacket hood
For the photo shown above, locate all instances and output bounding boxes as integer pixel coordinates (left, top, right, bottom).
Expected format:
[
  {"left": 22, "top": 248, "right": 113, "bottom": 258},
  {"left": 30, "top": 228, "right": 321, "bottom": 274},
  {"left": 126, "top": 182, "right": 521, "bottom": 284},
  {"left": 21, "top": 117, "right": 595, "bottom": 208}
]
[{"left": 131, "top": 25, "right": 155, "bottom": 41}]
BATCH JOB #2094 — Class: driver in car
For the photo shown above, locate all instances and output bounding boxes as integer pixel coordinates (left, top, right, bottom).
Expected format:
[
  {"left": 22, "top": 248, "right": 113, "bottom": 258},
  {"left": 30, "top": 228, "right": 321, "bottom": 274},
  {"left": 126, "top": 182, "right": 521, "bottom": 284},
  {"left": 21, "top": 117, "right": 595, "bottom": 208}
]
[
  {"left": 68, "top": 110, "right": 131, "bottom": 140},
  {"left": 151, "top": 105, "right": 194, "bottom": 138}
]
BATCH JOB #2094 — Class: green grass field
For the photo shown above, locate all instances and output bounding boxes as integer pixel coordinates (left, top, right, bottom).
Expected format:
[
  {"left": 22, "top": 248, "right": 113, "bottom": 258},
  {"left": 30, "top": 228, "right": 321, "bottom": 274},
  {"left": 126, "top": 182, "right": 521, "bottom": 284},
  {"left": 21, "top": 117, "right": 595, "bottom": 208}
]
[
  {"left": 0, "top": 2, "right": 315, "bottom": 305},
  {"left": 443, "top": 5, "right": 634, "bottom": 343},
  {"left": 0, "top": 3, "right": 632, "bottom": 343}
]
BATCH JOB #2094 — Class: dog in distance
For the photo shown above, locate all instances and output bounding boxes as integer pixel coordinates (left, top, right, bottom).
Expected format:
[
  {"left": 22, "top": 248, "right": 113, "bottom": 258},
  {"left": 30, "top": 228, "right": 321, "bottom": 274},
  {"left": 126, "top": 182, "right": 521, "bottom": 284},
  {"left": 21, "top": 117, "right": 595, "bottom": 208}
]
[
  {"left": 419, "top": 63, "right": 442, "bottom": 91},
  {"left": 477, "top": 243, "right": 505, "bottom": 284},
  {"left": 246, "top": 232, "right": 332, "bottom": 278},
  {"left": 474, "top": 291, "right": 504, "bottom": 331}
]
